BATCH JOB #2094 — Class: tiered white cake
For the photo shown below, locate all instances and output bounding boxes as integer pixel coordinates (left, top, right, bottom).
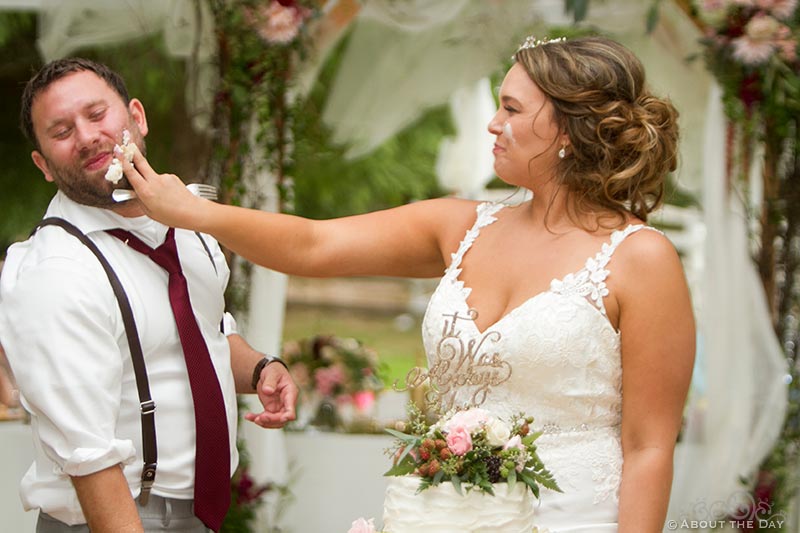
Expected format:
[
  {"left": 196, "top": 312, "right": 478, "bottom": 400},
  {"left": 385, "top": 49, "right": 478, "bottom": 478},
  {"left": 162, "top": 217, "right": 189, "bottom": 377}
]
[{"left": 382, "top": 476, "right": 535, "bottom": 533}]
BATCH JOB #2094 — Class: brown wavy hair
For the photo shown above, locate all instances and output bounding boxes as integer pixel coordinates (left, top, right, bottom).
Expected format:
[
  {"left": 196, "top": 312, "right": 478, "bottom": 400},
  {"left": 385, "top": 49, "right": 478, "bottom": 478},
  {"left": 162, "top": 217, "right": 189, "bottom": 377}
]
[
  {"left": 514, "top": 36, "right": 679, "bottom": 225},
  {"left": 20, "top": 58, "right": 130, "bottom": 151}
]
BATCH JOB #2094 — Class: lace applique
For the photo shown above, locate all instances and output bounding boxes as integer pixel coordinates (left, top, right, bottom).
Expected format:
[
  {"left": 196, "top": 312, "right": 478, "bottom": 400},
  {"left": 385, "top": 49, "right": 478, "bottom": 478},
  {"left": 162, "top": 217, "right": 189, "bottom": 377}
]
[
  {"left": 549, "top": 224, "right": 661, "bottom": 315},
  {"left": 539, "top": 428, "right": 623, "bottom": 504},
  {"left": 445, "top": 202, "right": 505, "bottom": 295}
]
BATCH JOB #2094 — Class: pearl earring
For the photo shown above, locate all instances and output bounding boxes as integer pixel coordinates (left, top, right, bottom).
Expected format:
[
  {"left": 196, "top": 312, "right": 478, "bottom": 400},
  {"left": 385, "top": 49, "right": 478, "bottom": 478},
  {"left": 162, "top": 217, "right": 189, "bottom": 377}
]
[{"left": 558, "top": 146, "right": 566, "bottom": 159}]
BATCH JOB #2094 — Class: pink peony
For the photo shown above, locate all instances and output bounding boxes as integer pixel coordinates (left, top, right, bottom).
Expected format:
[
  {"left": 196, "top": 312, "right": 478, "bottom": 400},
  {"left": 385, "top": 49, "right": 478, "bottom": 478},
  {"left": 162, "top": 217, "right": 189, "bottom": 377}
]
[
  {"left": 352, "top": 390, "right": 376, "bottom": 412},
  {"left": 348, "top": 517, "right": 377, "bottom": 533},
  {"left": 703, "top": 0, "right": 730, "bottom": 9},
  {"left": 446, "top": 426, "right": 473, "bottom": 456}
]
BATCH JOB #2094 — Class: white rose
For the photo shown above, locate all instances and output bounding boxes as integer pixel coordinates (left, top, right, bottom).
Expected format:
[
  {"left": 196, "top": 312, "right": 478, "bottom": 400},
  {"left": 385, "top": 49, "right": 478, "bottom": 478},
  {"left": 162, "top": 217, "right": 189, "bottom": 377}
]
[{"left": 484, "top": 417, "right": 512, "bottom": 447}]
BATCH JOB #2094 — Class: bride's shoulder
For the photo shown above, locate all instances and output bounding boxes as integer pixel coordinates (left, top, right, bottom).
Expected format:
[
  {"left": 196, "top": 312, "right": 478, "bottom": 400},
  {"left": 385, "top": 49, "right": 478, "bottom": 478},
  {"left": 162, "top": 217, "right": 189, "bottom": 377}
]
[
  {"left": 416, "top": 197, "right": 492, "bottom": 225},
  {"left": 414, "top": 197, "right": 498, "bottom": 248},
  {"left": 610, "top": 223, "right": 687, "bottom": 293}
]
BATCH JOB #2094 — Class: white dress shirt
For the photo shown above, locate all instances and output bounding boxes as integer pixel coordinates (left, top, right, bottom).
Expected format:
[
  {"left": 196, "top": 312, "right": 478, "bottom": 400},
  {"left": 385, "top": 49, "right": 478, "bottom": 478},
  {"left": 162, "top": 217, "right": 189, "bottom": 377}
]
[{"left": 0, "top": 191, "right": 240, "bottom": 525}]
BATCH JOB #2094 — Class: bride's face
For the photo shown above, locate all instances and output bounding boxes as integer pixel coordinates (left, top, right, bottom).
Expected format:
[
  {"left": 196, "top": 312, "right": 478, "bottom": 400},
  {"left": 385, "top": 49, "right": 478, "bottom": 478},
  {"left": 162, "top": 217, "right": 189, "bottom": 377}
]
[{"left": 488, "top": 63, "right": 564, "bottom": 188}]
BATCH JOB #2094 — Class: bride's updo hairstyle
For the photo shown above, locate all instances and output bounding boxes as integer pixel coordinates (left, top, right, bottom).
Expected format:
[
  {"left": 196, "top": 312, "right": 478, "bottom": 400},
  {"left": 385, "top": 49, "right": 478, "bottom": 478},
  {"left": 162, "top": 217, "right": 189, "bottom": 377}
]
[{"left": 514, "top": 36, "right": 679, "bottom": 224}]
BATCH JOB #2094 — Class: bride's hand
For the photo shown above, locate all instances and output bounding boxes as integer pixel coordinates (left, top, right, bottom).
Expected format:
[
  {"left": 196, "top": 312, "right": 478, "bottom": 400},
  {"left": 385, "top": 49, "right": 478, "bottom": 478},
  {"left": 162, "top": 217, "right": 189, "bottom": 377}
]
[{"left": 120, "top": 143, "right": 210, "bottom": 230}]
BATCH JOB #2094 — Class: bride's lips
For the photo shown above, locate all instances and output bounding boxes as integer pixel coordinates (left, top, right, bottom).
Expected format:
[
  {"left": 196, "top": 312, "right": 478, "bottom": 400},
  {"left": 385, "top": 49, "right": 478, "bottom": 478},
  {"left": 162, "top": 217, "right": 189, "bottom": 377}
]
[
  {"left": 492, "top": 143, "right": 505, "bottom": 155},
  {"left": 83, "top": 152, "right": 112, "bottom": 171}
]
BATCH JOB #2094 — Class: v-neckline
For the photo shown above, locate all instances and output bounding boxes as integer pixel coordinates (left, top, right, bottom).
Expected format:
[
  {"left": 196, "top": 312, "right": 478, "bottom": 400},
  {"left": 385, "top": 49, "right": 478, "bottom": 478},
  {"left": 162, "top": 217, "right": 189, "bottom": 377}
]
[
  {"left": 459, "top": 269, "right": 579, "bottom": 336},
  {"left": 442, "top": 202, "right": 646, "bottom": 337}
]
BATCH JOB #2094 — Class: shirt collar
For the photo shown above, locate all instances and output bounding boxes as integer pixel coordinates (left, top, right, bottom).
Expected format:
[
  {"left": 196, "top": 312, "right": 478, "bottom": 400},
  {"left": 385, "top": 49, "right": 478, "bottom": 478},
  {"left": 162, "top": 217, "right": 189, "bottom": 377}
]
[{"left": 45, "top": 190, "right": 169, "bottom": 248}]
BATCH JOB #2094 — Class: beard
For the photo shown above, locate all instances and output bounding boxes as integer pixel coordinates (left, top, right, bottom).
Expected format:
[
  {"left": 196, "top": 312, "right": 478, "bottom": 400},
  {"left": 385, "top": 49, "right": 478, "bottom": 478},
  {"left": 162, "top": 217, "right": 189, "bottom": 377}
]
[{"left": 44, "top": 125, "right": 147, "bottom": 208}]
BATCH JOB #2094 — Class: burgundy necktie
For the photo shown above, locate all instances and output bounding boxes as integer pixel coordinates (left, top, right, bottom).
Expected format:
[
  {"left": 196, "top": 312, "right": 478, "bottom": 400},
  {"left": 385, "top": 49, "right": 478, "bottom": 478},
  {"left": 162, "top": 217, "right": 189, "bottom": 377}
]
[{"left": 107, "top": 227, "right": 230, "bottom": 531}]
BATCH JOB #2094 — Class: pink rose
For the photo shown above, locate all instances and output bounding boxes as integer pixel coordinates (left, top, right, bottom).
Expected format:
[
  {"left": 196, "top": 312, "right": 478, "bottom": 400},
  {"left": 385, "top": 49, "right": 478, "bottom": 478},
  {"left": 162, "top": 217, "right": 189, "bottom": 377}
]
[
  {"left": 446, "top": 426, "right": 473, "bottom": 456},
  {"left": 348, "top": 517, "right": 377, "bottom": 533}
]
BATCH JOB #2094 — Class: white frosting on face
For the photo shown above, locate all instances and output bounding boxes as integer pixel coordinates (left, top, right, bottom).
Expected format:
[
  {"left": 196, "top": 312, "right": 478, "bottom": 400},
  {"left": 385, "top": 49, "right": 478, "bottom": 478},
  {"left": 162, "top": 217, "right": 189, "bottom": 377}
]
[
  {"left": 502, "top": 121, "right": 516, "bottom": 144},
  {"left": 104, "top": 129, "right": 136, "bottom": 183},
  {"left": 382, "top": 476, "right": 535, "bottom": 533}
]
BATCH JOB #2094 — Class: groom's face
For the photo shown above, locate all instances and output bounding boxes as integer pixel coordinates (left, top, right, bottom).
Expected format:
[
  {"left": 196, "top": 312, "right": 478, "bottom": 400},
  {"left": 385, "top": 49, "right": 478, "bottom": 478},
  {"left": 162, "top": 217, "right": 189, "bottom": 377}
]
[{"left": 29, "top": 70, "right": 148, "bottom": 208}]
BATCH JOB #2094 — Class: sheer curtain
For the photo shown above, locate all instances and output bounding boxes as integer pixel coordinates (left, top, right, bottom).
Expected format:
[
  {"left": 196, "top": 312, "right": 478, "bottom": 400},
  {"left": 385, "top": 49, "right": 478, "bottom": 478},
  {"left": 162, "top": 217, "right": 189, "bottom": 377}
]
[
  {"left": 320, "top": 0, "right": 547, "bottom": 158},
  {"left": 665, "top": 83, "right": 789, "bottom": 531}
]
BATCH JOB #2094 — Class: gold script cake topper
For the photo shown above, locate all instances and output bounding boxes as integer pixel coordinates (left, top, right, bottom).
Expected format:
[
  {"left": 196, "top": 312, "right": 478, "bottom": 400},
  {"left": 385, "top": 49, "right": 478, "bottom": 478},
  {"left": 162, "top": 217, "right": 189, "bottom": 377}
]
[{"left": 393, "top": 310, "right": 512, "bottom": 414}]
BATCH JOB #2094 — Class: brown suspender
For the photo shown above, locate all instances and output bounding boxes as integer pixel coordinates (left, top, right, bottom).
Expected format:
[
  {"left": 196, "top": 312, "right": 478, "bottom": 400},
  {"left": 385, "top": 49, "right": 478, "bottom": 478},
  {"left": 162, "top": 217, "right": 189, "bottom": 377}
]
[{"left": 33, "top": 217, "right": 158, "bottom": 504}]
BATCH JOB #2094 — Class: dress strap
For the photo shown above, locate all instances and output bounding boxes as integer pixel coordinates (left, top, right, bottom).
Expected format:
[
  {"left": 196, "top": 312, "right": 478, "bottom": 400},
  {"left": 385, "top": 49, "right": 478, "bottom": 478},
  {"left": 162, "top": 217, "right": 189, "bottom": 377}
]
[
  {"left": 444, "top": 202, "right": 505, "bottom": 279},
  {"left": 550, "top": 224, "right": 662, "bottom": 316}
]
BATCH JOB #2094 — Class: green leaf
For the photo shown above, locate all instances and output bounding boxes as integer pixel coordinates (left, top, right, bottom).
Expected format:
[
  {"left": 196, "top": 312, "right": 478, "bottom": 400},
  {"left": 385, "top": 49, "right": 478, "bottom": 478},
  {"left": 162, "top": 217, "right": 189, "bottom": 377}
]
[
  {"left": 384, "top": 428, "right": 416, "bottom": 441},
  {"left": 451, "top": 475, "right": 463, "bottom": 495},
  {"left": 646, "top": 1, "right": 661, "bottom": 34},
  {"left": 384, "top": 461, "right": 416, "bottom": 477},
  {"left": 508, "top": 469, "right": 517, "bottom": 490}
]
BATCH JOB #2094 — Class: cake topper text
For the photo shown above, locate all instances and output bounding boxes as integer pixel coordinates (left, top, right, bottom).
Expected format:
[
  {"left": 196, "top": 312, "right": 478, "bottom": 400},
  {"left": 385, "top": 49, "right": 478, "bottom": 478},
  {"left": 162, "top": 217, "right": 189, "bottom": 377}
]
[{"left": 393, "top": 310, "right": 512, "bottom": 414}]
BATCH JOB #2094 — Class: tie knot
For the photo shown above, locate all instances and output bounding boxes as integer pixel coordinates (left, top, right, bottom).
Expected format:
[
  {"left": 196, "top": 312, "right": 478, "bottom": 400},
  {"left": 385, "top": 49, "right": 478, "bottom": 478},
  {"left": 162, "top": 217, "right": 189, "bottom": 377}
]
[
  {"left": 149, "top": 231, "right": 181, "bottom": 275},
  {"left": 107, "top": 227, "right": 182, "bottom": 276}
]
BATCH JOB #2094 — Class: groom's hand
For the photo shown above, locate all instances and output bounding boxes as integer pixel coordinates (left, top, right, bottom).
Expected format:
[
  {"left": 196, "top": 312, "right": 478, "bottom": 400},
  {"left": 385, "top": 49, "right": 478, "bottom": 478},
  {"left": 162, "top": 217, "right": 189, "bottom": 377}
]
[{"left": 246, "top": 363, "right": 298, "bottom": 428}]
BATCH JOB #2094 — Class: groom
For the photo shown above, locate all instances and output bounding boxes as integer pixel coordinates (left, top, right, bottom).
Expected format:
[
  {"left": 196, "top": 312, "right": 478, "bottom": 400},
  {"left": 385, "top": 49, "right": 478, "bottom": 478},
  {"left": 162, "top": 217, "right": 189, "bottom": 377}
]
[{"left": 0, "top": 57, "right": 297, "bottom": 532}]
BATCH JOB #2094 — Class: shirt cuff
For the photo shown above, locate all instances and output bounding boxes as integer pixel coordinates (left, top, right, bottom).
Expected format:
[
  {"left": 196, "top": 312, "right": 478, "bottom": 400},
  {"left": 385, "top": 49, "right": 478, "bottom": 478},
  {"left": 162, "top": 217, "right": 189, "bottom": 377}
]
[
  {"left": 61, "top": 439, "right": 138, "bottom": 477},
  {"left": 222, "top": 312, "right": 238, "bottom": 336}
]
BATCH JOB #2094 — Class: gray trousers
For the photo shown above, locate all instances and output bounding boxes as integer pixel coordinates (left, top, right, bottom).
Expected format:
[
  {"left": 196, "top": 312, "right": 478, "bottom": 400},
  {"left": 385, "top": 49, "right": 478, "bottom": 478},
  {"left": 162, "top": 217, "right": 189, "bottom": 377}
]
[{"left": 36, "top": 495, "right": 212, "bottom": 532}]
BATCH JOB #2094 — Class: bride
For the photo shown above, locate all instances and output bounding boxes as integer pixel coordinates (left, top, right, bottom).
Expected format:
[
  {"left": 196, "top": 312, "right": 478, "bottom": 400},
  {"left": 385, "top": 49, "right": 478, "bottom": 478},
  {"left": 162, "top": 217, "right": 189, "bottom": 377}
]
[{"left": 120, "top": 35, "right": 695, "bottom": 532}]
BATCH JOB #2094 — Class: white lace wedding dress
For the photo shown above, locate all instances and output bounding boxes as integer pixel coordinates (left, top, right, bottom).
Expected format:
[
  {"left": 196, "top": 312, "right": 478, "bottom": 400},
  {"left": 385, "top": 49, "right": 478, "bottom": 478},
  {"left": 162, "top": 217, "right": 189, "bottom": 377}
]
[{"left": 420, "top": 202, "right": 657, "bottom": 532}]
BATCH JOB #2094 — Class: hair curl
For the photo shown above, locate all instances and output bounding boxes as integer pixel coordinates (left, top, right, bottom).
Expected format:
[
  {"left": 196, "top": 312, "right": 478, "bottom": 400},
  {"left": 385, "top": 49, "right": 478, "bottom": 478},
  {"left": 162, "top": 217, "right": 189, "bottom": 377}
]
[
  {"left": 20, "top": 58, "right": 130, "bottom": 150},
  {"left": 514, "top": 36, "right": 679, "bottom": 224}
]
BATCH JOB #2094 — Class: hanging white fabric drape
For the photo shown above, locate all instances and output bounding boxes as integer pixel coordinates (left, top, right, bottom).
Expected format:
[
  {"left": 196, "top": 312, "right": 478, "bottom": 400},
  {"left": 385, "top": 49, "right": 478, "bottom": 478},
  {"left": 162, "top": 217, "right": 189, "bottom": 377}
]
[
  {"left": 321, "top": 0, "right": 547, "bottom": 159},
  {"left": 665, "top": 82, "right": 788, "bottom": 531},
  {"left": 434, "top": 77, "right": 496, "bottom": 198}
]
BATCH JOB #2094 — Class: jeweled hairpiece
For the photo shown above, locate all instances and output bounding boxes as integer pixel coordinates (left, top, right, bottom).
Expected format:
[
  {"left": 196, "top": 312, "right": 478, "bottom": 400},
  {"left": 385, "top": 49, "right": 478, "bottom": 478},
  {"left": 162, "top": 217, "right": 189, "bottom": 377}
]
[{"left": 516, "top": 35, "right": 567, "bottom": 54}]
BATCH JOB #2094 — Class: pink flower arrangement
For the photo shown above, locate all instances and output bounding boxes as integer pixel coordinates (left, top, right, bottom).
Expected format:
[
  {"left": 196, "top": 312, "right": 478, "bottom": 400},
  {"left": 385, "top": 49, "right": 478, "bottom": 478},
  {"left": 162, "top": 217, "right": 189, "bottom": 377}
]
[
  {"left": 731, "top": 12, "right": 795, "bottom": 64},
  {"left": 282, "top": 335, "right": 385, "bottom": 425},
  {"left": 698, "top": 0, "right": 799, "bottom": 111}
]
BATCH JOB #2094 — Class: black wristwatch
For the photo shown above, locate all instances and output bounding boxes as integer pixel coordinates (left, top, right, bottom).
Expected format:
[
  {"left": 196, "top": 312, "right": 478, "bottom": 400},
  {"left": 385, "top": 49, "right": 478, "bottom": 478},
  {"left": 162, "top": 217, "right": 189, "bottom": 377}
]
[{"left": 251, "top": 355, "right": 289, "bottom": 391}]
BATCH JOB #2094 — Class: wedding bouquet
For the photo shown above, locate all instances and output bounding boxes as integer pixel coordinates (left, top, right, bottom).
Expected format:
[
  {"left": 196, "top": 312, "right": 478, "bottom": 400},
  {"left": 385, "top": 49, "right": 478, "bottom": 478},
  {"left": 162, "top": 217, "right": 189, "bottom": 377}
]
[{"left": 384, "top": 404, "right": 560, "bottom": 497}]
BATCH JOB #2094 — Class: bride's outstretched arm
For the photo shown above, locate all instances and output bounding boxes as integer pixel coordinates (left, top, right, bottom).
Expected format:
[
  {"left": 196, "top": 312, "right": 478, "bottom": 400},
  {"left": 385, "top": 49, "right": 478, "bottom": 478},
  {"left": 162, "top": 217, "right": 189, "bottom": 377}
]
[
  {"left": 122, "top": 145, "right": 473, "bottom": 278},
  {"left": 614, "top": 230, "right": 695, "bottom": 533}
]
